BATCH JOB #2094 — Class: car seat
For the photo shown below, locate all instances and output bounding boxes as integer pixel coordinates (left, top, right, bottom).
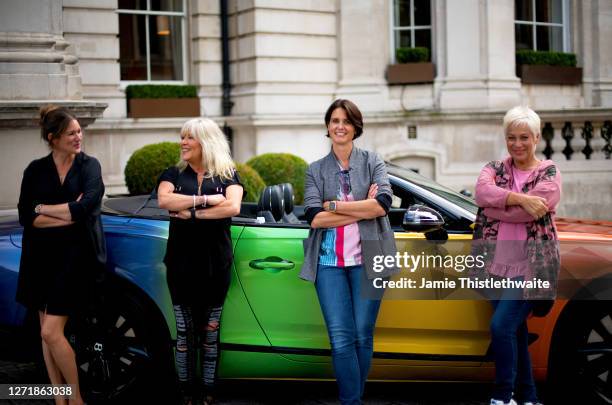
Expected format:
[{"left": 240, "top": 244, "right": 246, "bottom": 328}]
[
  {"left": 257, "top": 185, "right": 284, "bottom": 223},
  {"left": 279, "top": 183, "right": 300, "bottom": 224}
]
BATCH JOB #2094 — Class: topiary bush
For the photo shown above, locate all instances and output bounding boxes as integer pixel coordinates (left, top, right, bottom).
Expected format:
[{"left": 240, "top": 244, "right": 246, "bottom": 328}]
[
  {"left": 235, "top": 163, "right": 266, "bottom": 203},
  {"left": 516, "top": 50, "right": 577, "bottom": 67},
  {"left": 124, "top": 142, "right": 180, "bottom": 195},
  {"left": 246, "top": 153, "right": 308, "bottom": 204},
  {"left": 396, "top": 47, "right": 429, "bottom": 63}
]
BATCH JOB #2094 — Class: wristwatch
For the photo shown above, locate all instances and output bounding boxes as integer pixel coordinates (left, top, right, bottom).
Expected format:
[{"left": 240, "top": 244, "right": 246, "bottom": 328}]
[
  {"left": 34, "top": 204, "right": 43, "bottom": 214},
  {"left": 328, "top": 201, "right": 337, "bottom": 213}
]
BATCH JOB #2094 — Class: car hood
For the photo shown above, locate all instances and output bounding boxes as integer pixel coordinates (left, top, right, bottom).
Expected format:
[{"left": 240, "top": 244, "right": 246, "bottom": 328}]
[
  {"left": 556, "top": 217, "right": 612, "bottom": 241},
  {"left": 0, "top": 214, "right": 20, "bottom": 235}
]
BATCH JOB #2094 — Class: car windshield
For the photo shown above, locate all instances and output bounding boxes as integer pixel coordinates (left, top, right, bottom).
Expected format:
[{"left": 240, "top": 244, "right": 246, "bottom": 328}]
[{"left": 387, "top": 163, "right": 478, "bottom": 215}]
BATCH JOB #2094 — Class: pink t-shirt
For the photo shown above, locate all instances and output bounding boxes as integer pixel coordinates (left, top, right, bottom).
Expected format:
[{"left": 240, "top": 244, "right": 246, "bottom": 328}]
[{"left": 490, "top": 166, "right": 533, "bottom": 278}]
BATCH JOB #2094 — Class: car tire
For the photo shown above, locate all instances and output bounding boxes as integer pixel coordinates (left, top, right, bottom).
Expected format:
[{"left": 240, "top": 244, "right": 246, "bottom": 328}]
[
  {"left": 548, "top": 301, "right": 612, "bottom": 404},
  {"left": 65, "top": 290, "right": 174, "bottom": 403}
]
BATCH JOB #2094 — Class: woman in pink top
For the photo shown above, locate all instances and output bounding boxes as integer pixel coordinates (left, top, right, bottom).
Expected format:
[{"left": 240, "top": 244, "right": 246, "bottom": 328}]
[{"left": 474, "top": 106, "right": 561, "bottom": 405}]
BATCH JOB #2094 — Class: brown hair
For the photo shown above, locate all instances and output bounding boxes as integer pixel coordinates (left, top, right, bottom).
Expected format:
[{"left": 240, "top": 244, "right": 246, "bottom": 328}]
[
  {"left": 39, "top": 104, "right": 78, "bottom": 146},
  {"left": 324, "top": 99, "right": 364, "bottom": 139}
]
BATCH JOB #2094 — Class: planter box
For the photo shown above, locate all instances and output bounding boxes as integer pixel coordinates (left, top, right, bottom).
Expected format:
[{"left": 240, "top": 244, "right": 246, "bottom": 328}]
[
  {"left": 386, "top": 62, "right": 435, "bottom": 84},
  {"left": 128, "top": 98, "right": 200, "bottom": 118},
  {"left": 517, "top": 65, "right": 582, "bottom": 85}
]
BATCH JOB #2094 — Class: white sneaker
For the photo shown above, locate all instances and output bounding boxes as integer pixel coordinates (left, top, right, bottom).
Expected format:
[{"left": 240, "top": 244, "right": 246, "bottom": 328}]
[{"left": 490, "top": 399, "right": 517, "bottom": 405}]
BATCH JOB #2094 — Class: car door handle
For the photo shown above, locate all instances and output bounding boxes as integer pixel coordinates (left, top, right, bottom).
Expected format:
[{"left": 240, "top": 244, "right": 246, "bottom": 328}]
[{"left": 249, "top": 256, "right": 295, "bottom": 271}]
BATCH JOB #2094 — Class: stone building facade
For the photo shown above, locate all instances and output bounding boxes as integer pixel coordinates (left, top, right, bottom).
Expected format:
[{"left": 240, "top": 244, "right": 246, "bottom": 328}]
[{"left": 1, "top": 0, "right": 610, "bottom": 219}]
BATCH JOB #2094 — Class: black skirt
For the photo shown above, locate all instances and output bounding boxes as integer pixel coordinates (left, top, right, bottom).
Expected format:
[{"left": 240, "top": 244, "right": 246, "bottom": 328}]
[{"left": 16, "top": 224, "right": 98, "bottom": 316}]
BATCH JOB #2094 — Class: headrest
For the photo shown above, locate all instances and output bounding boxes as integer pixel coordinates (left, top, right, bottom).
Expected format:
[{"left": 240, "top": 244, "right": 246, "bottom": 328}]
[
  {"left": 279, "top": 183, "right": 294, "bottom": 214},
  {"left": 257, "top": 185, "right": 284, "bottom": 222}
]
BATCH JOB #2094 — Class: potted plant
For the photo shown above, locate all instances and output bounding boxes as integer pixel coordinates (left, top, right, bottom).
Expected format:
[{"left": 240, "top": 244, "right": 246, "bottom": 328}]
[
  {"left": 516, "top": 50, "right": 582, "bottom": 85},
  {"left": 126, "top": 84, "right": 200, "bottom": 118},
  {"left": 386, "top": 47, "right": 435, "bottom": 85}
]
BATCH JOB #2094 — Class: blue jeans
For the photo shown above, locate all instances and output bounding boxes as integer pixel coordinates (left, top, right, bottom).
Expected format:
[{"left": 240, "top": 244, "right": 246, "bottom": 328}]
[
  {"left": 490, "top": 285, "right": 538, "bottom": 403},
  {"left": 315, "top": 265, "right": 381, "bottom": 405}
]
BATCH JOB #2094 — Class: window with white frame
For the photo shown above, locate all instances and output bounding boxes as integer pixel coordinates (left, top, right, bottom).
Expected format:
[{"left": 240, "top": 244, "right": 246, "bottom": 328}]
[
  {"left": 515, "top": 0, "right": 570, "bottom": 52},
  {"left": 392, "top": 0, "right": 432, "bottom": 61},
  {"left": 117, "top": 0, "right": 186, "bottom": 81}
]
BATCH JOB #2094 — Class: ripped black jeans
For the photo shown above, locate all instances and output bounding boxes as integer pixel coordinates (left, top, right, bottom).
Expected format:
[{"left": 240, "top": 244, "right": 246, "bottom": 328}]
[{"left": 173, "top": 304, "right": 223, "bottom": 400}]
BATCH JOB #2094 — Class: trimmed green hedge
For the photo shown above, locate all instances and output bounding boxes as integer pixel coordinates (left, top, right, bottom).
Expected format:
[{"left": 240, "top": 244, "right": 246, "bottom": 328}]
[
  {"left": 246, "top": 153, "right": 308, "bottom": 204},
  {"left": 125, "top": 84, "right": 198, "bottom": 99},
  {"left": 516, "top": 50, "right": 577, "bottom": 67},
  {"left": 396, "top": 47, "right": 429, "bottom": 63},
  {"left": 124, "top": 142, "right": 180, "bottom": 195},
  {"left": 236, "top": 163, "right": 265, "bottom": 203}
]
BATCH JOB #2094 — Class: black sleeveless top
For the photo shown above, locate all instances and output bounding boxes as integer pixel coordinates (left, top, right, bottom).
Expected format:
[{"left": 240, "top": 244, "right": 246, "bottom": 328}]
[{"left": 158, "top": 165, "right": 242, "bottom": 305}]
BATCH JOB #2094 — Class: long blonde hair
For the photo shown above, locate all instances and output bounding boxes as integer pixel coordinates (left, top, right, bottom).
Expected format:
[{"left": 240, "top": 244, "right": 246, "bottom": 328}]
[{"left": 177, "top": 118, "right": 235, "bottom": 180}]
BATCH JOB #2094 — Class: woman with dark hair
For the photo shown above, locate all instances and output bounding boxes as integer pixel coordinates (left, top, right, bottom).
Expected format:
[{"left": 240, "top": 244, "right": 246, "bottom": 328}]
[
  {"left": 157, "top": 118, "right": 243, "bottom": 405},
  {"left": 302, "top": 99, "right": 399, "bottom": 405},
  {"left": 474, "top": 106, "right": 561, "bottom": 405},
  {"left": 17, "top": 105, "right": 106, "bottom": 405}
]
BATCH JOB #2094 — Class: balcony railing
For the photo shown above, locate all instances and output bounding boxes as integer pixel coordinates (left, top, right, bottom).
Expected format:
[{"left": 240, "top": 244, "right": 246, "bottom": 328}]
[{"left": 536, "top": 110, "right": 612, "bottom": 161}]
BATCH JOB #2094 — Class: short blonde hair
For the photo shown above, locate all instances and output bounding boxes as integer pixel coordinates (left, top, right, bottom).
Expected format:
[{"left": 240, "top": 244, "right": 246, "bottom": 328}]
[
  {"left": 502, "top": 106, "right": 541, "bottom": 138},
  {"left": 177, "top": 118, "right": 235, "bottom": 181}
]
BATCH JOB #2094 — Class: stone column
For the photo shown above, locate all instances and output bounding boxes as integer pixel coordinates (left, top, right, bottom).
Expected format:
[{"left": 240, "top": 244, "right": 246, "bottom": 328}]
[
  {"left": 0, "top": 0, "right": 82, "bottom": 100},
  {"left": 578, "top": 0, "right": 612, "bottom": 107},
  {"left": 335, "top": 0, "right": 392, "bottom": 111},
  {"left": 435, "top": 0, "right": 521, "bottom": 110},
  {"left": 0, "top": 0, "right": 107, "bottom": 209},
  {"left": 62, "top": 0, "right": 122, "bottom": 117}
]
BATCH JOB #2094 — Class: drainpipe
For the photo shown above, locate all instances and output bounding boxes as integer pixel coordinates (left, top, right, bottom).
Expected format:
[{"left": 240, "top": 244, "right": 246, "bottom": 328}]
[{"left": 220, "top": 0, "right": 234, "bottom": 148}]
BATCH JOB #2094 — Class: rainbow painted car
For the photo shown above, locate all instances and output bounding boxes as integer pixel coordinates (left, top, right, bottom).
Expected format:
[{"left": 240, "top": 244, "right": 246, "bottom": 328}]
[{"left": 0, "top": 164, "right": 610, "bottom": 403}]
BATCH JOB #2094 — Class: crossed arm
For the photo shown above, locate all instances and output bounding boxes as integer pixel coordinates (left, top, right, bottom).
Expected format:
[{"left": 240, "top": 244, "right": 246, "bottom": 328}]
[
  {"left": 310, "top": 184, "right": 384, "bottom": 228},
  {"left": 158, "top": 181, "right": 227, "bottom": 212},
  {"left": 159, "top": 183, "right": 243, "bottom": 220},
  {"left": 304, "top": 158, "right": 391, "bottom": 229},
  {"left": 19, "top": 160, "right": 105, "bottom": 229},
  {"left": 475, "top": 165, "right": 561, "bottom": 222}
]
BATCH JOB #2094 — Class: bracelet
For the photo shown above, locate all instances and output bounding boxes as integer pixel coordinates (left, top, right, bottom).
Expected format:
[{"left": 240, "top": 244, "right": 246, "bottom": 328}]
[
  {"left": 34, "top": 204, "right": 43, "bottom": 214},
  {"left": 190, "top": 208, "right": 196, "bottom": 220},
  {"left": 193, "top": 195, "right": 196, "bottom": 210}
]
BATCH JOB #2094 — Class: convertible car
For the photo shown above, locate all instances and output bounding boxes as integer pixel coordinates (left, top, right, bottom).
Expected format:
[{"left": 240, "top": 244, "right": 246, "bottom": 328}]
[{"left": 0, "top": 163, "right": 610, "bottom": 403}]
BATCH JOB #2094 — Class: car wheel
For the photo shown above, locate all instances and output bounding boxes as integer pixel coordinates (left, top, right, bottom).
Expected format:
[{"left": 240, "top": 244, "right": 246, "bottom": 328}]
[
  {"left": 549, "top": 301, "right": 612, "bottom": 404},
  {"left": 66, "top": 291, "right": 173, "bottom": 402}
]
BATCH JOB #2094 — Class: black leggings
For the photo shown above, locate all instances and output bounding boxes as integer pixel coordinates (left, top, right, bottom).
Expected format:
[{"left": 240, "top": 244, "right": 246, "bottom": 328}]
[{"left": 174, "top": 304, "right": 223, "bottom": 398}]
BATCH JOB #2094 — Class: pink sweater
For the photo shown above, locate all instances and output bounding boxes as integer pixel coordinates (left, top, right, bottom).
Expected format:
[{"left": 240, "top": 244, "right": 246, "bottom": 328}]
[
  {"left": 475, "top": 158, "right": 562, "bottom": 222},
  {"left": 474, "top": 158, "right": 562, "bottom": 277}
]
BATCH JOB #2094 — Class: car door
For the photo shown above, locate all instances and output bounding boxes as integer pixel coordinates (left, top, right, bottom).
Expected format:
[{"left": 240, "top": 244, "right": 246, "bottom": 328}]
[
  {"left": 371, "top": 177, "right": 492, "bottom": 367},
  {"left": 232, "top": 223, "right": 331, "bottom": 363}
]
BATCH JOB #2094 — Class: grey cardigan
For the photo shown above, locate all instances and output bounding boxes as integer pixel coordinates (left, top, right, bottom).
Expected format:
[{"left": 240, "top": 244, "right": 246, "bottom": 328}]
[{"left": 300, "top": 147, "right": 400, "bottom": 282}]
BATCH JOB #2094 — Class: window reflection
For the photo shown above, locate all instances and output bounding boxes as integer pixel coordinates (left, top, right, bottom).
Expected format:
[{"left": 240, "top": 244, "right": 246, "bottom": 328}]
[
  {"left": 514, "top": 0, "right": 567, "bottom": 52},
  {"left": 118, "top": 0, "right": 185, "bottom": 81},
  {"left": 119, "top": 14, "right": 147, "bottom": 81},
  {"left": 150, "top": 16, "right": 183, "bottom": 80}
]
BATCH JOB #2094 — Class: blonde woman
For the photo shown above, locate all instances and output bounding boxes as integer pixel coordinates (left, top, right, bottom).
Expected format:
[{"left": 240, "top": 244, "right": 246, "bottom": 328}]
[
  {"left": 474, "top": 106, "right": 561, "bottom": 405},
  {"left": 157, "top": 118, "right": 243, "bottom": 405}
]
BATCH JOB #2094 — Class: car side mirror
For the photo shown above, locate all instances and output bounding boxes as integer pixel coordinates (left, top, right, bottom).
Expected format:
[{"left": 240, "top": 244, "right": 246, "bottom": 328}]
[{"left": 402, "top": 205, "right": 445, "bottom": 233}]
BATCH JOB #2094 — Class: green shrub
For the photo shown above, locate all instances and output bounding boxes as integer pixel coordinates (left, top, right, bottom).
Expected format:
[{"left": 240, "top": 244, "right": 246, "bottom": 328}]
[
  {"left": 246, "top": 153, "right": 308, "bottom": 204},
  {"left": 516, "top": 50, "right": 577, "bottom": 67},
  {"left": 125, "top": 84, "right": 198, "bottom": 99},
  {"left": 396, "top": 47, "right": 429, "bottom": 63},
  {"left": 124, "top": 142, "right": 180, "bottom": 195},
  {"left": 236, "top": 163, "right": 266, "bottom": 203}
]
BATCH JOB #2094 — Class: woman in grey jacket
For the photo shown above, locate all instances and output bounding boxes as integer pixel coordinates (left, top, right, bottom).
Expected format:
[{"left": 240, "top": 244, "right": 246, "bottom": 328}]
[{"left": 302, "top": 99, "right": 398, "bottom": 405}]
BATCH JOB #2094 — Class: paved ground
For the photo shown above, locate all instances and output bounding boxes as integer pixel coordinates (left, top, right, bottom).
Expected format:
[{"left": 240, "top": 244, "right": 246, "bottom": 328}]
[{"left": 0, "top": 360, "right": 548, "bottom": 404}]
